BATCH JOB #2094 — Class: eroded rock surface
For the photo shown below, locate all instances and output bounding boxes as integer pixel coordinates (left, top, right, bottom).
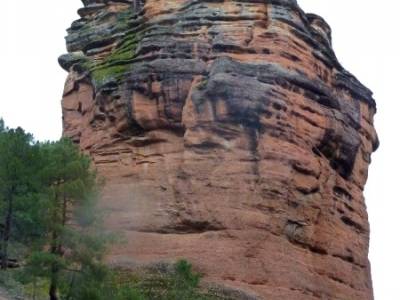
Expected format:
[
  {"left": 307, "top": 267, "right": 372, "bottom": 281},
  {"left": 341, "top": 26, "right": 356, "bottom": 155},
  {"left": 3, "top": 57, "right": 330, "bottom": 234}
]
[{"left": 60, "top": 0, "right": 378, "bottom": 299}]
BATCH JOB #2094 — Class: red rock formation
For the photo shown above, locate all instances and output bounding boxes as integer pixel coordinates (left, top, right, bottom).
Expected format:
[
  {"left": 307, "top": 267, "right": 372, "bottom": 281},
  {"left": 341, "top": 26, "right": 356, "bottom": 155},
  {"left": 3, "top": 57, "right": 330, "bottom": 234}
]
[{"left": 60, "top": 0, "right": 378, "bottom": 299}]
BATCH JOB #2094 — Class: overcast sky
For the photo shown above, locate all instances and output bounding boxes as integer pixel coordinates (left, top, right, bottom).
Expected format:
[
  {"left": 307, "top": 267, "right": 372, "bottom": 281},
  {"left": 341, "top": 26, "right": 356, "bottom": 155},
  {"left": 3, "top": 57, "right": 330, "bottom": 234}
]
[{"left": 0, "top": 1, "right": 398, "bottom": 299}]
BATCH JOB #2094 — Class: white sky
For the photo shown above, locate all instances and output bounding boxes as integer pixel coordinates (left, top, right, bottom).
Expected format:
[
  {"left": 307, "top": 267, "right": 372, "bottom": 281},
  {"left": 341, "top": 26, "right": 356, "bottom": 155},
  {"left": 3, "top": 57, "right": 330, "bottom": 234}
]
[{"left": 0, "top": 1, "right": 398, "bottom": 299}]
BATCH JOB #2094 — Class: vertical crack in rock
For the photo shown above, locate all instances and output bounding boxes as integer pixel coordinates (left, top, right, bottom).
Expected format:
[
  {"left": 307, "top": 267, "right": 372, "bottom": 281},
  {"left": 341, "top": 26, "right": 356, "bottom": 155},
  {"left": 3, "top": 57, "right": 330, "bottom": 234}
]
[{"left": 60, "top": 1, "right": 378, "bottom": 299}]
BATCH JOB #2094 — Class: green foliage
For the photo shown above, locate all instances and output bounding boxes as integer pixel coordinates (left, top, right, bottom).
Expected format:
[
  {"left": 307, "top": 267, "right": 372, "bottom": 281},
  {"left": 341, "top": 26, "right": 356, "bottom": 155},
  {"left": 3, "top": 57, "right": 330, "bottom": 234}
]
[
  {"left": 0, "top": 126, "right": 37, "bottom": 199},
  {"left": 138, "top": 260, "right": 215, "bottom": 300},
  {"left": 8, "top": 259, "right": 216, "bottom": 300},
  {"left": 0, "top": 124, "right": 41, "bottom": 268},
  {"left": 0, "top": 120, "right": 108, "bottom": 299},
  {"left": 0, "top": 269, "right": 26, "bottom": 299},
  {"left": 0, "top": 121, "right": 223, "bottom": 300},
  {"left": 23, "top": 139, "right": 104, "bottom": 300},
  {"left": 65, "top": 260, "right": 217, "bottom": 300}
]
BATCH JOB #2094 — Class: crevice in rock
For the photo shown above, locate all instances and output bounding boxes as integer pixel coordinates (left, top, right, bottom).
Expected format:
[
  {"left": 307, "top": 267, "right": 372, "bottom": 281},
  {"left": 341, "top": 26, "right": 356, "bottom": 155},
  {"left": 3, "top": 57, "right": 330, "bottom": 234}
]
[
  {"left": 327, "top": 274, "right": 355, "bottom": 290},
  {"left": 135, "top": 219, "right": 226, "bottom": 235},
  {"left": 340, "top": 216, "right": 365, "bottom": 233},
  {"left": 284, "top": 221, "right": 328, "bottom": 255},
  {"left": 332, "top": 253, "right": 365, "bottom": 269},
  {"left": 333, "top": 186, "right": 352, "bottom": 202}
]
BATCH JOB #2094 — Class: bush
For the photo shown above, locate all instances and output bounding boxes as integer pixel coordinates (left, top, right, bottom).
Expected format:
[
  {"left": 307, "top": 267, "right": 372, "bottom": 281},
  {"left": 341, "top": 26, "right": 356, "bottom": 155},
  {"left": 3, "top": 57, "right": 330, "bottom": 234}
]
[{"left": 68, "top": 260, "right": 217, "bottom": 300}]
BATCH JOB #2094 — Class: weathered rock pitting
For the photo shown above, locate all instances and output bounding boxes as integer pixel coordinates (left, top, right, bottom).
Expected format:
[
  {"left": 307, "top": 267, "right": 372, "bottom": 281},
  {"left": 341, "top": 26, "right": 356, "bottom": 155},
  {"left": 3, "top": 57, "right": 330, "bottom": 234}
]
[{"left": 60, "top": 1, "right": 378, "bottom": 299}]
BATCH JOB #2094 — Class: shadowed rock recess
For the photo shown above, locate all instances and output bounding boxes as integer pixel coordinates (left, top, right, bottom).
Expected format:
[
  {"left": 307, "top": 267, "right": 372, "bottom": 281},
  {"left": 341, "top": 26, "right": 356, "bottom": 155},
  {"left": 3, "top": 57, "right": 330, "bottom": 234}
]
[{"left": 60, "top": 0, "right": 378, "bottom": 299}]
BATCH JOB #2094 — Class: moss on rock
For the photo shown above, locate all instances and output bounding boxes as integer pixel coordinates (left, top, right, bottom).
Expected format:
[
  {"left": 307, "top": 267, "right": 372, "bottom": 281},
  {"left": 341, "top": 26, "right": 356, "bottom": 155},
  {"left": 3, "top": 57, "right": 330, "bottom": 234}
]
[{"left": 67, "top": 7, "right": 140, "bottom": 90}]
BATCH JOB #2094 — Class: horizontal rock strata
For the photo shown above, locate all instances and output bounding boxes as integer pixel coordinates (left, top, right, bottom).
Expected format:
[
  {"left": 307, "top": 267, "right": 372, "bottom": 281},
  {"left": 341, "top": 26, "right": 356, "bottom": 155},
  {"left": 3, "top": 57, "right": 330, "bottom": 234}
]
[{"left": 61, "top": 0, "right": 378, "bottom": 299}]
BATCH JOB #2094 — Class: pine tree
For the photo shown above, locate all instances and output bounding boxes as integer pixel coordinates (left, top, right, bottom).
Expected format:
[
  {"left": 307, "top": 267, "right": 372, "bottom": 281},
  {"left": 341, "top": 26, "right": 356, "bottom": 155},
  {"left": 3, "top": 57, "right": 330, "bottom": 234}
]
[
  {"left": 0, "top": 123, "right": 114, "bottom": 299},
  {"left": 27, "top": 138, "right": 99, "bottom": 300},
  {"left": 0, "top": 125, "right": 38, "bottom": 269}
]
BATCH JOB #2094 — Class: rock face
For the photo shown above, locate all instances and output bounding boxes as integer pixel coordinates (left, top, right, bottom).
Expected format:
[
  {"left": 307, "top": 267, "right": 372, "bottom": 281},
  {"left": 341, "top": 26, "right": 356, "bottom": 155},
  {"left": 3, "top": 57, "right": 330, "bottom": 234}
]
[{"left": 60, "top": 0, "right": 378, "bottom": 299}]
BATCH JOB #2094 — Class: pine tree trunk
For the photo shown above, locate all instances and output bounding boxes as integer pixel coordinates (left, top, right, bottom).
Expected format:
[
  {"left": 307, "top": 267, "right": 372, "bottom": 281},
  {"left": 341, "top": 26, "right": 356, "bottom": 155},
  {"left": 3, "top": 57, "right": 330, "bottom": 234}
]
[
  {"left": 49, "top": 189, "right": 60, "bottom": 300},
  {"left": 1, "top": 193, "right": 13, "bottom": 269},
  {"left": 49, "top": 275, "right": 58, "bottom": 300},
  {"left": 49, "top": 194, "right": 67, "bottom": 300},
  {"left": 49, "top": 230, "right": 59, "bottom": 300}
]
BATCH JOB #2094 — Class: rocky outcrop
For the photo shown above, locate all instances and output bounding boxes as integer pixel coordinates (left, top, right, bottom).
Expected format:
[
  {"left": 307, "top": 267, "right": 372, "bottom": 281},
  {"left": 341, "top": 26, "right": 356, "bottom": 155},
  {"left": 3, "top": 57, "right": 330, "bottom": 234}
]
[{"left": 60, "top": 0, "right": 378, "bottom": 299}]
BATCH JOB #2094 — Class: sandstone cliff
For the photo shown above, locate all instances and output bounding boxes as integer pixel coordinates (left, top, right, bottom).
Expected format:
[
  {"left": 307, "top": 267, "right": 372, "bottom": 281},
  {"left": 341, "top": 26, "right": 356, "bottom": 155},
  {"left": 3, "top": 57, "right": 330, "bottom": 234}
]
[{"left": 60, "top": 0, "right": 379, "bottom": 299}]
